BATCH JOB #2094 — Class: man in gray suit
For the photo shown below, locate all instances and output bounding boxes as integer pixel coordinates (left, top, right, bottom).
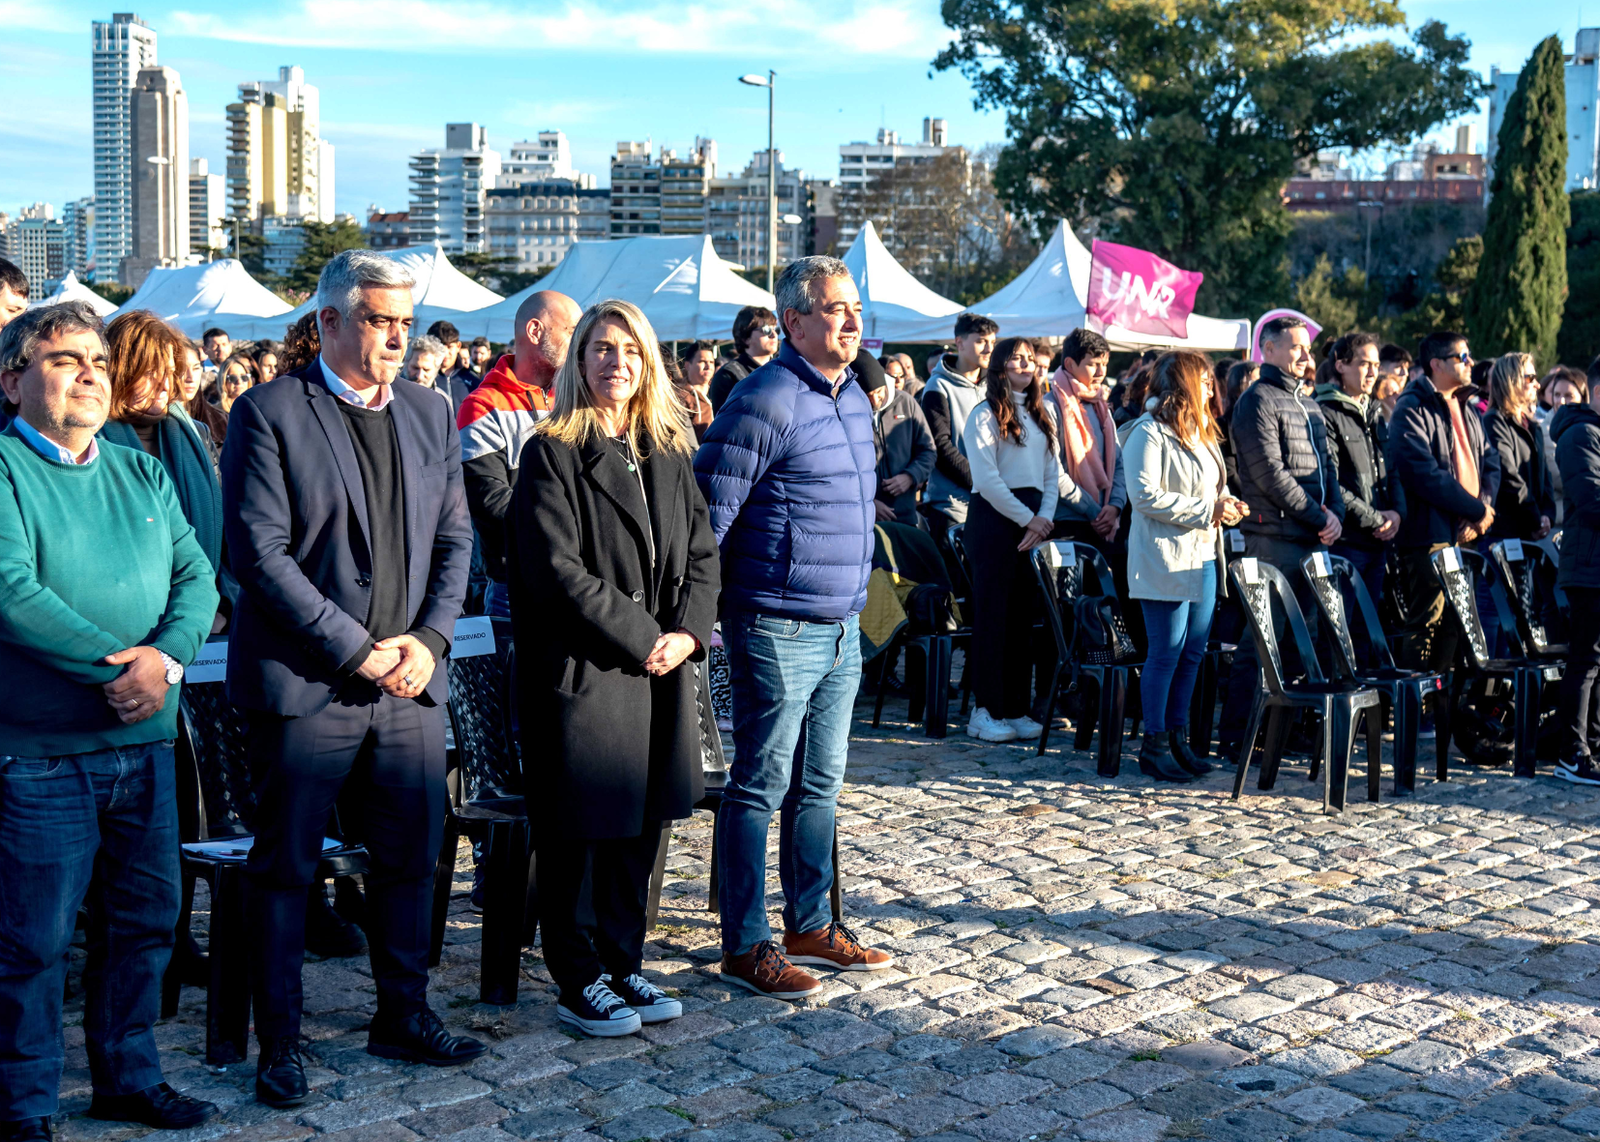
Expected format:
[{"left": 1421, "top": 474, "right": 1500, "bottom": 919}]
[{"left": 221, "top": 250, "right": 480, "bottom": 1109}]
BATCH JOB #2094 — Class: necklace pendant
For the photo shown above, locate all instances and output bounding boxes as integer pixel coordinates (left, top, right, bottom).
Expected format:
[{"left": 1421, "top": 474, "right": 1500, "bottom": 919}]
[{"left": 626, "top": 462, "right": 636, "bottom": 472}]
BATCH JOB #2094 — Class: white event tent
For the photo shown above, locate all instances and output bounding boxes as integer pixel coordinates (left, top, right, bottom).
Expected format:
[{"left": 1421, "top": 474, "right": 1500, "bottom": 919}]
[
  {"left": 840, "top": 221, "right": 964, "bottom": 343},
  {"left": 454, "top": 234, "right": 773, "bottom": 342},
  {"left": 112, "top": 259, "right": 293, "bottom": 339},
  {"left": 277, "top": 241, "right": 506, "bottom": 334},
  {"left": 30, "top": 271, "right": 120, "bottom": 317},
  {"left": 970, "top": 221, "right": 1250, "bottom": 353}
]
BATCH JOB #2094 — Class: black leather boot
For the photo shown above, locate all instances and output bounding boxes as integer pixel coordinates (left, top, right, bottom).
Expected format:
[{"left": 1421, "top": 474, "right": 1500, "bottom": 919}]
[
  {"left": 1138, "top": 734, "right": 1192, "bottom": 783},
  {"left": 1168, "top": 730, "right": 1213, "bottom": 776}
]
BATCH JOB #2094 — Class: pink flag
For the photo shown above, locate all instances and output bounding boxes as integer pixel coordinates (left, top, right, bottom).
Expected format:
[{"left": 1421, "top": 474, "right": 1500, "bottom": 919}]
[{"left": 1087, "top": 240, "right": 1204, "bottom": 339}]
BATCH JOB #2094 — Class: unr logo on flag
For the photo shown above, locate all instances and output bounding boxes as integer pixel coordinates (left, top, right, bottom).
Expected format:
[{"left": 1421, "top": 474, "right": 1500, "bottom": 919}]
[{"left": 1086, "top": 240, "right": 1205, "bottom": 339}]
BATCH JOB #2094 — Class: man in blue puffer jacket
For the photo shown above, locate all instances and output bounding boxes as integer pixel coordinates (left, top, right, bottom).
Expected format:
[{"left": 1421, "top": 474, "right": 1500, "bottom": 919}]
[{"left": 694, "top": 256, "right": 895, "bottom": 1000}]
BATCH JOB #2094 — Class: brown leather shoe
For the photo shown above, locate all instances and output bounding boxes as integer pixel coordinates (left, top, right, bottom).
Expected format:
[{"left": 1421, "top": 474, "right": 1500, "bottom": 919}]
[
  {"left": 782, "top": 921, "right": 895, "bottom": 971},
  {"left": 721, "top": 940, "right": 823, "bottom": 1000}
]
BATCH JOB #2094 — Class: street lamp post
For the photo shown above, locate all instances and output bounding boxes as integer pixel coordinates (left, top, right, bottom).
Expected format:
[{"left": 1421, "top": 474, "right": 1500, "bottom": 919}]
[{"left": 739, "top": 70, "right": 776, "bottom": 293}]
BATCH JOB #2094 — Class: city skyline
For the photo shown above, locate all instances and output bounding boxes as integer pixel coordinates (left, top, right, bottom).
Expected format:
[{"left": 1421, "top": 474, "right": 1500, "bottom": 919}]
[{"left": 2, "top": 0, "right": 1590, "bottom": 220}]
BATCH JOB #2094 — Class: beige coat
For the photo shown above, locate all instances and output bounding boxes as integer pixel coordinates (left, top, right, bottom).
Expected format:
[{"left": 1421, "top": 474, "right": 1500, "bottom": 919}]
[{"left": 1124, "top": 415, "right": 1228, "bottom": 602}]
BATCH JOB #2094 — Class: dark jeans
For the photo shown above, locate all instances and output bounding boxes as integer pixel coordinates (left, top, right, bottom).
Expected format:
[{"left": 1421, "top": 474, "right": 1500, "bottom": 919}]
[
  {"left": 1330, "top": 542, "right": 1387, "bottom": 669},
  {"left": 1396, "top": 543, "right": 1456, "bottom": 677},
  {"left": 537, "top": 827, "right": 661, "bottom": 1000},
  {"left": 1556, "top": 586, "right": 1600, "bottom": 759},
  {"left": 967, "top": 489, "right": 1046, "bottom": 720},
  {"left": 245, "top": 692, "right": 446, "bottom": 1043},
  {"left": 1138, "top": 567, "right": 1217, "bottom": 734},
  {"left": 1219, "top": 534, "right": 1321, "bottom": 744},
  {"left": 0, "top": 741, "right": 179, "bottom": 1120},
  {"left": 718, "top": 611, "right": 860, "bottom": 956}
]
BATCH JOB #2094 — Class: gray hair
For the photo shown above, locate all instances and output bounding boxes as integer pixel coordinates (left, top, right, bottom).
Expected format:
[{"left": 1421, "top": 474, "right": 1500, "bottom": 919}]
[
  {"left": 1259, "top": 315, "right": 1308, "bottom": 348},
  {"left": 405, "top": 334, "right": 446, "bottom": 362},
  {"left": 774, "top": 256, "right": 852, "bottom": 332},
  {"left": 0, "top": 301, "right": 106, "bottom": 375},
  {"left": 316, "top": 249, "right": 415, "bottom": 321}
]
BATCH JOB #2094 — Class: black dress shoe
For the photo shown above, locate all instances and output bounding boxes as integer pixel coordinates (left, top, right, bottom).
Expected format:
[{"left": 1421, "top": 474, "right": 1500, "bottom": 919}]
[
  {"left": 306, "top": 886, "right": 366, "bottom": 958},
  {"left": 1168, "top": 730, "right": 1213, "bottom": 776},
  {"left": 1137, "top": 735, "right": 1192, "bottom": 783},
  {"left": 368, "top": 1007, "right": 488, "bottom": 1066},
  {"left": 87, "top": 1083, "right": 217, "bottom": 1129},
  {"left": 0, "top": 1117, "right": 52, "bottom": 1141},
  {"left": 256, "top": 1037, "right": 310, "bottom": 1108}
]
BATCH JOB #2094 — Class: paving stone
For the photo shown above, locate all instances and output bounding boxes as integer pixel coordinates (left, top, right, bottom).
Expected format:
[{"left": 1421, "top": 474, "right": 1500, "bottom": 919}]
[
  {"left": 1385, "top": 1041, "right": 1472, "bottom": 1074},
  {"left": 965, "top": 1103, "right": 1068, "bottom": 1142},
  {"left": 1271, "top": 1087, "right": 1367, "bottom": 1123},
  {"left": 601, "top": 1107, "right": 698, "bottom": 1140},
  {"left": 1270, "top": 1045, "right": 1364, "bottom": 1078},
  {"left": 947, "top": 1071, "right": 1053, "bottom": 1105},
  {"left": 1038, "top": 1080, "right": 1132, "bottom": 1118},
  {"left": 502, "top": 1108, "right": 595, "bottom": 1139},
  {"left": 1072, "top": 1109, "right": 1171, "bottom": 1142},
  {"left": 1161, "top": 1041, "right": 1252, "bottom": 1073},
  {"left": 1340, "top": 1111, "right": 1415, "bottom": 1139},
  {"left": 866, "top": 1094, "right": 982, "bottom": 1135},
  {"left": 1218, "top": 1065, "right": 1306, "bottom": 1095},
  {"left": 761, "top": 1098, "right": 855, "bottom": 1135}
]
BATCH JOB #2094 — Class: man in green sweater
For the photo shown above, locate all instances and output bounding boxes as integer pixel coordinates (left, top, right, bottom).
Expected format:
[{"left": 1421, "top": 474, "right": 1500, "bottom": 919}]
[{"left": 0, "top": 301, "right": 219, "bottom": 1140}]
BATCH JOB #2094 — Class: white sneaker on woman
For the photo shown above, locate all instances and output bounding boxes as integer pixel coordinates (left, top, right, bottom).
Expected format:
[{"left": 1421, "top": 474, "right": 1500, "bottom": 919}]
[
  {"left": 1005, "top": 715, "right": 1044, "bottom": 739},
  {"left": 967, "top": 709, "right": 1019, "bottom": 742}
]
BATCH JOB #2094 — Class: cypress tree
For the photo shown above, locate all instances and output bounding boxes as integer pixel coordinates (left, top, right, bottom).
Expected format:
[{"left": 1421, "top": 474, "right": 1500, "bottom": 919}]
[
  {"left": 1558, "top": 190, "right": 1600, "bottom": 364},
  {"left": 1467, "top": 35, "right": 1569, "bottom": 366}
]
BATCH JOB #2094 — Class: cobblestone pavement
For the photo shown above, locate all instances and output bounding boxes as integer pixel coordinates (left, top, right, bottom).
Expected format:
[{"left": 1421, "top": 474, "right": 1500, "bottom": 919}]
[{"left": 54, "top": 699, "right": 1600, "bottom": 1142}]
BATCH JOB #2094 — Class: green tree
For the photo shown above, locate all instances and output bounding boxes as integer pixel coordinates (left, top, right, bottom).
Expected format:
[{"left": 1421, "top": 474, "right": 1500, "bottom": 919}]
[
  {"left": 1558, "top": 191, "right": 1600, "bottom": 365},
  {"left": 933, "top": 1, "right": 1480, "bottom": 316},
  {"left": 451, "top": 252, "right": 549, "bottom": 297},
  {"left": 1466, "top": 36, "right": 1569, "bottom": 366},
  {"left": 1293, "top": 255, "right": 1366, "bottom": 348},
  {"left": 89, "top": 281, "right": 136, "bottom": 307},
  {"left": 233, "top": 232, "right": 268, "bottom": 278},
  {"left": 1394, "top": 234, "right": 1481, "bottom": 346},
  {"left": 284, "top": 219, "right": 368, "bottom": 294}
]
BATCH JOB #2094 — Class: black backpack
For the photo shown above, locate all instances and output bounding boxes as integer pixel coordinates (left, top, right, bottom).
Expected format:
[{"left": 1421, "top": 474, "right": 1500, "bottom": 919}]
[{"left": 1073, "top": 594, "right": 1137, "bottom": 665}]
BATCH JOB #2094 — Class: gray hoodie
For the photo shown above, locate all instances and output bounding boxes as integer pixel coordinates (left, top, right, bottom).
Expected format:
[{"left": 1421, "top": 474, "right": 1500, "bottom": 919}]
[{"left": 919, "top": 356, "right": 986, "bottom": 523}]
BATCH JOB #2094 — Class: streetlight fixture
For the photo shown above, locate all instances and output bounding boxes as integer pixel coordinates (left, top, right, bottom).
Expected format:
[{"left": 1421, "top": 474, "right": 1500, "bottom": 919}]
[{"left": 739, "top": 70, "right": 777, "bottom": 293}]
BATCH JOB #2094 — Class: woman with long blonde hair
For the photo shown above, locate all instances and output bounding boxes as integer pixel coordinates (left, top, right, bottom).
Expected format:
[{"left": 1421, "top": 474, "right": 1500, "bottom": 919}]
[
  {"left": 1479, "top": 352, "right": 1556, "bottom": 651},
  {"left": 509, "top": 298, "right": 717, "bottom": 1037},
  {"left": 1123, "top": 350, "right": 1247, "bottom": 781}
]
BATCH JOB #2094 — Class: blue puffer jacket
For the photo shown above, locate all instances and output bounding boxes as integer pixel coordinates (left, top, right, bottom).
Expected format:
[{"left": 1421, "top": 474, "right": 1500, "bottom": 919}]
[{"left": 694, "top": 341, "right": 876, "bottom": 621}]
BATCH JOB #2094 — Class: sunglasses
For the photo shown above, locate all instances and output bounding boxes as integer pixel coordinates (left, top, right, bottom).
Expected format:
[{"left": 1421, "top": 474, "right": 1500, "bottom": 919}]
[
  {"left": 756, "top": 325, "right": 779, "bottom": 337},
  {"left": 1437, "top": 351, "right": 1473, "bottom": 364}
]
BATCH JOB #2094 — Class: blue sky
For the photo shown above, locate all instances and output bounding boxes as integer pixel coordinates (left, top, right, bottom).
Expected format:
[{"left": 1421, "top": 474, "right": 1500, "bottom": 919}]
[{"left": 0, "top": 0, "right": 1588, "bottom": 220}]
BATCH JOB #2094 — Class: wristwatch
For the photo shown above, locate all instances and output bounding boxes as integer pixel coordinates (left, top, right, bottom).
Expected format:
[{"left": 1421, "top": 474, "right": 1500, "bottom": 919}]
[{"left": 157, "top": 650, "right": 184, "bottom": 685}]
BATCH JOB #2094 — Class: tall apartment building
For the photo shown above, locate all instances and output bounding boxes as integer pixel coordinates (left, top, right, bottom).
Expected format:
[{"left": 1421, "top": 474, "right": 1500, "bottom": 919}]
[
  {"left": 10, "top": 205, "right": 70, "bottom": 294},
  {"left": 121, "top": 65, "right": 189, "bottom": 286},
  {"left": 1489, "top": 28, "right": 1600, "bottom": 191},
  {"left": 661, "top": 138, "right": 716, "bottom": 235},
  {"left": 226, "top": 66, "right": 334, "bottom": 230},
  {"left": 609, "top": 137, "right": 715, "bottom": 237},
  {"left": 189, "top": 158, "right": 226, "bottom": 256},
  {"left": 486, "top": 181, "right": 610, "bottom": 270},
  {"left": 91, "top": 12, "right": 158, "bottom": 282},
  {"left": 707, "top": 150, "right": 811, "bottom": 270},
  {"left": 499, "top": 131, "right": 597, "bottom": 189},
  {"left": 409, "top": 123, "right": 502, "bottom": 254},
  {"left": 836, "top": 117, "right": 950, "bottom": 246},
  {"left": 365, "top": 209, "right": 411, "bottom": 250},
  {"left": 62, "top": 196, "right": 95, "bottom": 279}
]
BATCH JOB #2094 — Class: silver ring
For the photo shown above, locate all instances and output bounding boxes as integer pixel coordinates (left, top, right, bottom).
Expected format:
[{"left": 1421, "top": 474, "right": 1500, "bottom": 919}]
[{"left": 403, "top": 675, "right": 415, "bottom": 686}]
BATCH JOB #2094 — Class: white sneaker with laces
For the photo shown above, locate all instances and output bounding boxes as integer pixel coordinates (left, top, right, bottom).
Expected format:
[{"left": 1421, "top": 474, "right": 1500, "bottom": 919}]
[
  {"left": 603, "top": 973, "right": 683, "bottom": 1023},
  {"left": 967, "top": 708, "right": 1019, "bottom": 743},
  {"left": 1005, "top": 715, "right": 1044, "bottom": 739}
]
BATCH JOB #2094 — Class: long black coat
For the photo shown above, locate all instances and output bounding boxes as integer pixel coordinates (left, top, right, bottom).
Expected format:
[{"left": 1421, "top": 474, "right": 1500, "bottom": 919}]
[{"left": 508, "top": 429, "right": 720, "bottom": 840}]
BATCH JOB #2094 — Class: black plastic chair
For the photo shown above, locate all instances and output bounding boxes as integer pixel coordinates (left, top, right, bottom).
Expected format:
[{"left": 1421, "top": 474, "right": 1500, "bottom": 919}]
[
  {"left": 1033, "top": 540, "right": 1143, "bottom": 775},
  {"left": 1228, "top": 558, "right": 1383, "bottom": 814},
  {"left": 163, "top": 680, "right": 369, "bottom": 1066},
  {"left": 1486, "top": 539, "right": 1568, "bottom": 659},
  {"left": 869, "top": 522, "right": 967, "bottom": 739},
  {"left": 1431, "top": 546, "right": 1562, "bottom": 778},
  {"left": 942, "top": 524, "right": 978, "bottom": 718},
  {"left": 1300, "top": 551, "right": 1446, "bottom": 793},
  {"left": 442, "top": 622, "right": 532, "bottom": 1006}
]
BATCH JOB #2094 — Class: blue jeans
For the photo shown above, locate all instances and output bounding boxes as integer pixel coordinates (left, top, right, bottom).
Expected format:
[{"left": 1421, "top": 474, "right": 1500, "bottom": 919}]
[
  {"left": 717, "top": 611, "right": 861, "bottom": 955},
  {"left": 1138, "top": 567, "right": 1217, "bottom": 734},
  {"left": 485, "top": 579, "right": 512, "bottom": 620},
  {"left": 0, "top": 741, "right": 180, "bottom": 1120}
]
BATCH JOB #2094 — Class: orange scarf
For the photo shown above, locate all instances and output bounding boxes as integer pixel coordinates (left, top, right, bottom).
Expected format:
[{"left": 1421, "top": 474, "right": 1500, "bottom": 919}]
[{"left": 1052, "top": 371, "right": 1116, "bottom": 508}]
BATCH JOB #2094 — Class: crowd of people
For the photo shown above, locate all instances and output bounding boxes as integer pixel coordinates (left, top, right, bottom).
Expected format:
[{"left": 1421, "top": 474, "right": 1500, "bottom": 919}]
[{"left": 0, "top": 242, "right": 1596, "bottom": 1141}]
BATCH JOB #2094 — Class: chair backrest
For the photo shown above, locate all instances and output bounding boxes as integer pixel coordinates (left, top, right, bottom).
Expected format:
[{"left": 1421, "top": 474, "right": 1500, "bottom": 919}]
[
  {"left": 1529, "top": 536, "right": 1569, "bottom": 614},
  {"left": 1228, "top": 557, "right": 1326, "bottom": 695},
  {"left": 1488, "top": 539, "right": 1564, "bottom": 655},
  {"left": 943, "top": 524, "right": 975, "bottom": 602},
  {"left": 445, "top": 619, "right": 521, "bottom": 805},
  {"left": 1429, "top": 546, "right": 1494, "bottom": 669},
  {"left": 1300, "top": 551, "right": 1398, "bottom": 677},
  {"left": 1033, "top": 540, "right": 1138, "bottom": 666},
  {"left": 178, "top": 682, "right": 257, "bottom": 837}
]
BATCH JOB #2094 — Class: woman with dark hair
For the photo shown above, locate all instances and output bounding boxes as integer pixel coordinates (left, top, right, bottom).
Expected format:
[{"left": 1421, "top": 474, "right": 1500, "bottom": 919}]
[
  {"left": 173, "top": 337, "right": 229, "bottom": 453},
  {"left": 1123, "top": 351, "right": 1246, "bottom": 781},
  {"left": 675, "top": 340, "right": 716, "bottom": 442},
  {"left": 963, "top": 336, "right": 1084, "bottom": 743},
  {"left": 97, "top": 311, "right": 225, "bottom": 586},
  {"left": 253, "top": 340, "right": 282, "bottom": 384},
  {"left": 1219, "top": 360, "right": 1259, "bottom": 494},
  {"left": 1115, "top": 364, "right": 1152, "bottom": 439},
  {"left": 276, "top": 311, "right": 321, "bottom": 375}
]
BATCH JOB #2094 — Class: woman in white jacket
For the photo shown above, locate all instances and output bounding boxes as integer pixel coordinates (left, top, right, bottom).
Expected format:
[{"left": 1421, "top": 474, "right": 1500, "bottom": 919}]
[
  {"left": 1124, "top": 351, "right": 1248, "bottom": 781},
  {"left": 963, "top": 337, "right": 1087, "bottom": 743}
]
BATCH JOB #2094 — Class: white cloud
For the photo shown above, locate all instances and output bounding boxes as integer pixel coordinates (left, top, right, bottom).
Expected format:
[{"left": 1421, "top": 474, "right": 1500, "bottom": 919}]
[{"left": 163, "top": 0, "right": 950, "bottom": 59}]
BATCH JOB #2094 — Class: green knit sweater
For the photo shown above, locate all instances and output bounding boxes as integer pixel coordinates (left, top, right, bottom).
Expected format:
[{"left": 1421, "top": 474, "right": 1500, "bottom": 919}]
[{"left": 0, "top": 427, "right": 218, "bottom": 756}]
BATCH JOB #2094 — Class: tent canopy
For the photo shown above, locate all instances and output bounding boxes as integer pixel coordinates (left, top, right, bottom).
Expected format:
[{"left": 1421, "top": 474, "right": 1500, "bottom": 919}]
[
  {"left": 840, "top": 221, "right": 964, "bottom": 343},
  {"left": 112, "top": 259, "right": 294, "bottom": 340},
  {"left": 453, "top": 234, "right": 774, "bottom": 342},
  {"left": 277, "top": 241, "right": 506, "bottom": 335},
  {"left": 31, "top": 271, "right": 119, "bottom": 317},
  {"left": 968, "top": 221, "right": 1250, "bottom": 353}
]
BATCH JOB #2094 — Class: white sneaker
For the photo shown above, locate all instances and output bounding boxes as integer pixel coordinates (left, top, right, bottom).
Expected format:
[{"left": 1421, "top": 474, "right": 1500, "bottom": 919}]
[
  {"left": 1006, "top": 716, "right": 1044, "bottom": 739},
  {"left": 967, "top": 708, "right": 1019, "bottom": 742}
]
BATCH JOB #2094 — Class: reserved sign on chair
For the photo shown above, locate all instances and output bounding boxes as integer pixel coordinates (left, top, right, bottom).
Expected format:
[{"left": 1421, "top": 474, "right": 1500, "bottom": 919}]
[{"left": 186, "top": 615, "right": 498, "bottom": 684}]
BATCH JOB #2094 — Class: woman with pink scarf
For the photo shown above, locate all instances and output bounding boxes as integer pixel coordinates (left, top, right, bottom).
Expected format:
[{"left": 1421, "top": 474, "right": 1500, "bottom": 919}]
[{"left": 1049, "top": 329, "right": 1127, "bottom": 546}]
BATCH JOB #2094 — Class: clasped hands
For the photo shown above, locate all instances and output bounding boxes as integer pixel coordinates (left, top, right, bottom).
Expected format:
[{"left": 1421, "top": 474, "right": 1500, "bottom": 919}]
[
  {"left": 101, "top": 645, "right": 169, "bottom": 725},
  {"left": 1212, "top": 496, "right": 1249, "bottom": 529},
  {"left": 357, "top": 634, "right": 436, "bottom": 700},
  {"left": 644, "top": 630, "right": 697, "bottom": 676}
]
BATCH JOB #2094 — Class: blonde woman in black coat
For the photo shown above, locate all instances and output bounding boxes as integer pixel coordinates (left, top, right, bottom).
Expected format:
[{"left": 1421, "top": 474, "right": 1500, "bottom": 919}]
[{"left": 509, "top": 298, "right": 720, "bottom": 1037}]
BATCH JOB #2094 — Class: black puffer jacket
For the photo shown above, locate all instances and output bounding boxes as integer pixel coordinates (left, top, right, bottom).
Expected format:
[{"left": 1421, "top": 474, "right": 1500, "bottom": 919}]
[
  {"left": 1553, "top": 402, "right": 1600, "bottom": 590},
  {"left": 1314, "top": 383, "right": 1400, "bottom": 547},
  {"left": 1386, "top": 377, "right": 1501, "bottom": 548},
  {"left": 1483, "top": 409, "right": 1555, "bottom": 541},
  {"left": 1231, "top": 364, "right": 1344, "bottom": 541}
]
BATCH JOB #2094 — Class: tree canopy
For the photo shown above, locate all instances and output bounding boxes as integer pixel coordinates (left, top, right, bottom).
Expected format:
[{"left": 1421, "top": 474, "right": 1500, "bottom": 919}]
[
  {"left": 284, "top": 219, "right": 369, "bottom": 294},
  {"left": 934, "top": 0, "right": 1481, "bottom": 315}
]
